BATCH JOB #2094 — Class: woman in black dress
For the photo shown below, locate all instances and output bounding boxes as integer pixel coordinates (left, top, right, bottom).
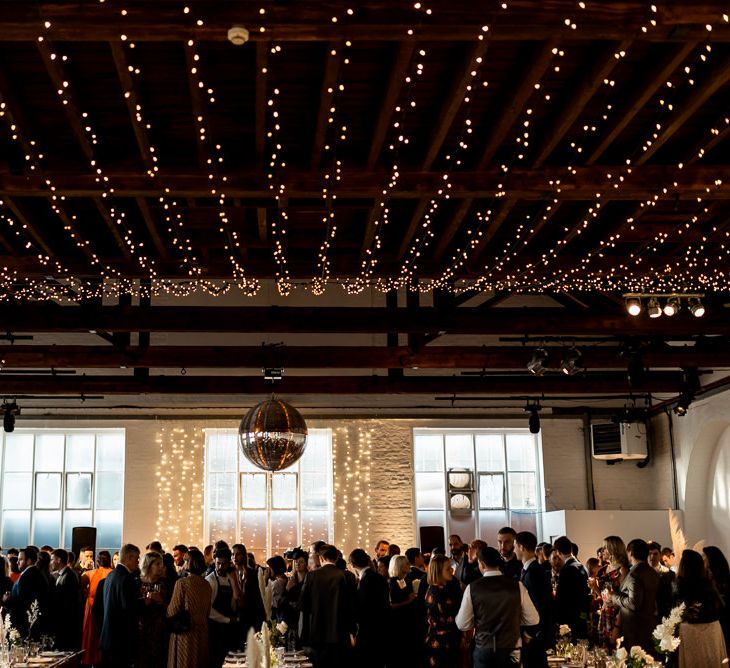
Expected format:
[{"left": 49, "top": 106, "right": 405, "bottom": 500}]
[
  {"left": 424, "top": 554, "right": 463, "bottom": 667},
  {"left": 387, "top": 555, "right": 421, "bottom": 667}
]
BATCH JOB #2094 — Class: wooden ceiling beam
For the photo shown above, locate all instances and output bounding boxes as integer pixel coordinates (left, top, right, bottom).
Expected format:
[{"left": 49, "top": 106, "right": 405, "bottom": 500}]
[
  {"left": 0, "top": 372, "right": 684, "bottom": 396},
  {"left": 686, "top": 114, "right": 730, "bottom": 166},
  {"left": 135, "top": 197, "right": 169, "bottom": 260},
  {"left": 477, "top": 38, "right": 558, "bottom": 169},
  {"left": 397, "top": 197, "right": 429, "bottom": 260},
  {"left": 256, "top": 207, "right": 267, "bottom": 242},
  {"left": 92, "top": 197, "right": 132, "bottom": 260},
  {"left": 433, "top": 197, "right": 473, "bottom": 262},
  {"left": 109, "top": 42, "right": 155, "bottom": 172},
  {"left": 468, "top": 197, "right": 519, "bottom": 265},
  {"left": 184, "top": 44, "right": 208, "bottom": 168},
  {"left": 531, "top": 40, "right": 632, "bottom": 168},
  {"left": 367, "top": 42, "right": 414, "bottom": 169},
  {"left": 1, "top": 165, "right": 728, "bottom": 200},
  {"left": 255, "top": 41, "right": 268, "bottom": 168},
  {"left": 422, "top": 40, "right": 489, "bottom": 171},
  {"left": 636, "top": 53, "right": 730, "bottom": 166},
  {"left": 311, "top": 41, "right": 343, "bottom": 170},
  {"left": 1, "top": 344, "right": 724, "bottom": 370},
  {"left": 586, "top": 41, "right": 698, "bottom": 165},
  {"left": 2, "top": 305, "right": 728, "bottom": 336}
]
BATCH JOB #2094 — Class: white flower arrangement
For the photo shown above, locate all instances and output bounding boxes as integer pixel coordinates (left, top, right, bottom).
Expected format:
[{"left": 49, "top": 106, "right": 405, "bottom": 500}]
[
  {"left": 612, "top": 638, "right": 651, "bottom": 668},
  {"left": 558, "top": 624, "right": 571, "bottom": 637},
  {"left": 653, "top": 602, "right": 684, "bottom": 656},
  {"left": 27, "top": 599, "right": 41, "bottom": 636}
]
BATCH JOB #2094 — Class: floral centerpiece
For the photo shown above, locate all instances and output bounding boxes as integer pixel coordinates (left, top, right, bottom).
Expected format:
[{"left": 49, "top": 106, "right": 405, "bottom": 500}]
[
  {"left": 269, "top": 620, "right": 288, "bottom": 648},
  {"left": 612, "top": 638, "right": 651, "bottom": 668},
  {"left": 556, "top": 624, "right": 572, "bottom": 656},
  {"left": 652, "top": 603, "right": 684, "bottom": 663}
]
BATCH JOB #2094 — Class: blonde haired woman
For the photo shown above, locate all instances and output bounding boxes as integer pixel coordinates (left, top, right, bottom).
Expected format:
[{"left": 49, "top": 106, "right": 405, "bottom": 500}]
[
  {"left": 595, "top": 536, "right": 629, "bottom": 649},
  {"left": 388, "top": 554, "right": 421, "bottom": 665},
  {"left": 138, "top": 551, "right": 170, "bottom": 668},
  {"left": 424, "top": 554, "right": 463, "bottom": 667}
]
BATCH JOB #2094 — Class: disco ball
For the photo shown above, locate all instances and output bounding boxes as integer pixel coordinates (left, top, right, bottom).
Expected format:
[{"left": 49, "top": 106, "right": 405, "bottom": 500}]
[{"left": 239, "top": 398, "right": 308, "bottom": 471}]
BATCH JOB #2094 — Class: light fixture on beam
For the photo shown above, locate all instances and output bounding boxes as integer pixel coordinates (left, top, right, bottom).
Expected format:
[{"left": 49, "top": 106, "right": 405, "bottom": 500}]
[
  {"left": 647, "top": 298, "right": 662, "bottom": 318},
  {"left": 525, "top": 401, "right": 541, "bottom": 434},
  {"left": 624, "top": 293, "right": 705, "bottom": 319},
  {"left": 2, "top": 400, "right": 19, "bottom": 433},
  {"left": 625, "top": 297, "right": 642, "bottom": 316},
  {"left": 689, "top": 298, "right": 705, "bottom": 318},
  {"left": 527, "top": 348, "right": 548, "bottom": 376},
  {"left": 560, "top": 347, "right": 583, "bottom": 376},
  {"left": 663, "top": 297, "right": 680, "bottom": 317}
]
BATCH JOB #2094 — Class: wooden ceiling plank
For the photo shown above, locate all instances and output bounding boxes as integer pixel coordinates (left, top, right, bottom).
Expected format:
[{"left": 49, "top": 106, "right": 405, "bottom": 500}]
[
  {"left": 587, "top": 41, "right": 698, "bottom": 165},
  {"left": 135, "top": 196, "right": 169, "bottom": 260},
  {"left": 311, "top": 40, "right": 343, "bottom": 171},
  {"left": 397, "top": 196, "right": 429, "bottom": 260},
  {"left": 109, "top": 42, "right": 155, "bottom": 172},
  {"left": 433, "top": 197, "right": 473, "bottom": 262},
  {"left": 93, "top": 197, "right": 132, "bottom": 260},
  {"left": 422, "top": 40, "right": 489, "bottom": 171},
  {"left": 477, "top": 38, "right": 558, "bottom": 169},
  {"left": 359, "top": 205, "right": 381, "bottom": 259},
  {"left": 256, "top": 207, "right": 267, "bottom": 242},
  {"left": 255, "top": 41, "right": 268, "bottom": 168},
  {"left": 184, "top": 45, "right": 208, "bottom": 168},
  {"left": 636, "top": 53, "right": 730, "bottom": 166},
  {"left": 0, "top": 372, "right": 683, "bottom": 396},
  {"left": 531, "top": 40, "right": 633, "bottom": 168},
  {"left": 367, "top": 41, "right": 415, "bottom": 169}
]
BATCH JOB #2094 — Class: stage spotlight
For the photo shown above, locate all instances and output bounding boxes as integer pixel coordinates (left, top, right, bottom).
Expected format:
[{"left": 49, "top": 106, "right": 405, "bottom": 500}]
[
  {"left": 625, "top": 297, "right": 641, "bottom": 316},
  {"left": 673, "top": 393, "right": 692, "bottom": 416},
  {"left": 647, "top": 298, "right": 662, "bottom": 318},
  {"left": 560, "top": 347, "right": 583, "bottom": 376},
  {"left": 2, "top": 400, "right": 19, "bottom": 433},
  {"left": 527, "top": 348, "right": 548, "bottom": 376},
  {"left": 525, "top": 403, "right": 541, "bottom": 434},
  {"left": 689, "top": 298, "right": 705, "bottom": 318},
  {"left": 663, "top": 297, "right": 680, "bottom": 317}
]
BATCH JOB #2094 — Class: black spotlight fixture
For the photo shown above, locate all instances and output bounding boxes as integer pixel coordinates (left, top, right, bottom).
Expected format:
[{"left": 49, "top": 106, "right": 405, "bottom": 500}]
[
  {"left": 2, "top": 400, "right": 19, "bottom": 433},
  {"left": 525, "top": 402, "right": 542, "bottom": 434},
  {"left": 527, "top": 348, "right": 548, "bottom": 376},
  {"left": 673, "top": 369, "right": 700, "bottom": 417},
  {"left": 673, "top": 392, "right": 692, "bottom": 417},
  {"left": 560, "top": 347, "right": 583, "bottom": 376}
]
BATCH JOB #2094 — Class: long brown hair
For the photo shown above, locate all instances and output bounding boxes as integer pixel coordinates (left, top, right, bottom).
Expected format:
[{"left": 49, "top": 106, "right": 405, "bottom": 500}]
[{"left": 427, "top": 554, "right": 451, "bottom": 586}]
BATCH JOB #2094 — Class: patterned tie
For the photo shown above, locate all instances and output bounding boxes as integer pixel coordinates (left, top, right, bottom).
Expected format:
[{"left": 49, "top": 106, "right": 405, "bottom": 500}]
[{"left": 520, "top": 568, "right": 527, "bottom": 582}]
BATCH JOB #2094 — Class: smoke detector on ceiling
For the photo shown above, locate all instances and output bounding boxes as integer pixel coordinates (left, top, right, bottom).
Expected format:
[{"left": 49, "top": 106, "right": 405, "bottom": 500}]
[{"left": 228, "top": 25, "right": 250, "bottom": 45}]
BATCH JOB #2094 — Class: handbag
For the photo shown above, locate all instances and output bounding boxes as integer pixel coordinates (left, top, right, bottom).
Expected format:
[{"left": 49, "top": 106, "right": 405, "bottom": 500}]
[{"left": 166, "top": 608, "right": 191, "bottom": 634}]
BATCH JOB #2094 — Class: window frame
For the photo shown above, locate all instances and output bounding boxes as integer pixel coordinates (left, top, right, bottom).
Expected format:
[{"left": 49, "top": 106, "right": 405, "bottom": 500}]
[{"left": 413, "top": 428, "right": 544, "bottom": 540}]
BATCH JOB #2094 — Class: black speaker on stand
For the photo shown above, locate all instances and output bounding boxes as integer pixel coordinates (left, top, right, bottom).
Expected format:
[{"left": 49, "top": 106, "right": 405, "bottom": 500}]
[
  {"left": 419, "top": 525, "right": 445, "bottom": 554},
  {"left": 71, "top": 527, "right": 97, "bottom": 559}
]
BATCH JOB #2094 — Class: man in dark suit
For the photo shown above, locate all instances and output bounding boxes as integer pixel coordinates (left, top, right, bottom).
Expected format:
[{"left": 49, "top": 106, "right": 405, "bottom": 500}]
[
  {"left": 299, "top": 544, "right": 355, "bottom": 668},
  {"left": 349, "top": 548, "right": 389, "bottom": 668},
  {"left": 2, "top": 546, "right": 49, "bottom": 639},
  {"left": 100, "top": 543, "right": 141, "bottom": 668},
  {"left": 50, "top": 549, "right": 83, "bottom": 650},
  {"left": 232, "top": 543, "right": 266, "bottom": 638},
  {"left": 553, "top": 535, "right": 590, "bottom": 639},
  {"left": 498, "top": 527, "right": 524, "bottom": 581},
  {"left": 610, "top": 538, "right": 660, "bottom": 655},
  {"left": 515, "top": 532, "right": 551, "bottom": 668}
]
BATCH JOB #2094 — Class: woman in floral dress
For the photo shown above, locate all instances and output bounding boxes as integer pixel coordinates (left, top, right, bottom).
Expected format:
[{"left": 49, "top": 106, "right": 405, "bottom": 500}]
[
  {"left": 424, "top": 554, "right": 463, "bottom": 667},
  {"left": 594, "top": 536, "right": 629, "bottom": 650}
]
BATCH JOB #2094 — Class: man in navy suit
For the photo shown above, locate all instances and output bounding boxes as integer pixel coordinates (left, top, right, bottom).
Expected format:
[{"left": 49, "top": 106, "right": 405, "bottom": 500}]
[
  {"left": 50, "top": 549, "right": 83, "bottom": 650},
  {"left": 2, "top": 546, "right": 49, "bottom": 638},
  {"left": 516, "top": 532, "right": 551, "bottom": 668},
  {"left": 100, "top": 543, "right": 141, "bottom": 668},
  {"left": 553, "top": 536, "right": 590, "bottom": 639},
  {"left": 349, "top": 548, "right": 389, "bottom": 668}
]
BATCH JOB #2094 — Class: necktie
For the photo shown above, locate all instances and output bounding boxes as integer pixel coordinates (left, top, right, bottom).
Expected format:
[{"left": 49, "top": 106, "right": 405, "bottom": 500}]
[{"left": 520, "top": 568, "right": 527, "bottom": 582}]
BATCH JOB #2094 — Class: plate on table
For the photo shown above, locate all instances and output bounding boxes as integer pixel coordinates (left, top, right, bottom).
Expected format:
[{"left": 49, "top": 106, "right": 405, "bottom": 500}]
[{"left": 28, "top": 659, "right": 56, "bottom": 665}]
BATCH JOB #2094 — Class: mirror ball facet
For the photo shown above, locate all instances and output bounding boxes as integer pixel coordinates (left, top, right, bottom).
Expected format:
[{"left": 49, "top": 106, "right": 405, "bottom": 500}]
[{"left": 239, "top": 398, "right": 308, "bottom": 471}]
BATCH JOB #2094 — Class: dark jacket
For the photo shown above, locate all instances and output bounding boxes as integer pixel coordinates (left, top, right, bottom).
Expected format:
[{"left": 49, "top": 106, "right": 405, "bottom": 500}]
[
  {"left": 100, "top": 564, "right": 141, "bottom": 662},
  {"left": 52, "top": 567, "right": 83, "bottom": 650},
  {"left": 299, "top": 564, "right": 355, "bottom": 647},
  {"left": 5, "top": 565, "right": 49, "bottom": 638},
  {"left": 471, "top": 574, "right": 522, "bottom": 650},
  {"left": 612, "top": 561, "right": 660, "bottom": 654},
  {"left": 555, "top": 556, "right": 590, "bottom": 639},
  {"left": 238, "top": 566, "right": 266, "bottom": 636},
  {"left": 354, "top": 567, "right": 389, "bottom": 665}
]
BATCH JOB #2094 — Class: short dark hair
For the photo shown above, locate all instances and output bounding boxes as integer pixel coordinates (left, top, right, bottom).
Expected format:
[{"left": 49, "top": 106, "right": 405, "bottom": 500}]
[
  {"left": 498, "top": 527, "right": 516, "bottom": 537},
  {"left": 647, "top": 541, "right": 662, "bottom": 552},
  {"left": 214, "top": 540, "right": 229, "bottom": 551},
  {"left": 387, "top": 544, "right": 401, "bottom": 556},
  {"left": 320, "top": 544, "right": 338, "bottom": 563},
  {"left": 80, "top": 545, "right": 93, "bottom": 553},
  {"left": 377, "top": 555, "right": 391, "bottom": 571},
  {"left": 662, "top": 547, "right": 674, "bottom": 557},
  {"left": 40, "top": 545, "right": 53, "bottom": 553},
  {"left": 627, "top": 538, "right": 649, "bottom": 561},
  {"left": 405, "top": 547, "right": 421, "bottom": 565},
  {"left": 515, "top": 531, "right": 538, "bottom": 553},
  {"left": 311, "top": 541, "right": 327, "bottom": 555},
  {"left": 537, "top": 542, "right": 552, "bottom": 558},
  {"left": 214, "top": 547, "right": 232, "bottom": 561},
  {"left": 478, "top": 546, "right": 503, "bottom": 568},
  {"left": 146, "top": 541, "right": 163, "bottom": 553},
  {"left": 6, "top": 548, "right": 18, "bottom": 557},
  {"left": 572, "top": 543, "right": 579, "bottom": 558},
  {"left": 173, "top": 544, "right": 188, "bottom": 554},
  {"left": 267, "top": 555, "right": 287, "bottom": 576},
  {"left": 349, "top": 548, "right": 371, "bottom": 569},
  {"left": 52, "top": 549, "right": 69, "bottom": 564},
  {"left": 97, "top": 551, "right": 112, "bottom": 568},
  {"left": 20, "top": 546, "right": 38, "bottom": 563},
  {"left": 186, "top": 549, "right": 207, "bottom": 575},
  {"left": 553, "top": 536, "right": 573, "bottom": 556}
]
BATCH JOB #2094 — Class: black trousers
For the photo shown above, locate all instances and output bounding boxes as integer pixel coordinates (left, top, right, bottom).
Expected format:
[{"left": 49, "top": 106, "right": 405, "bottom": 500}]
[
  {"left": 209, "top": 620, "right": 236, "bottom": 668},
  {"left": 311, "top": 642, "right": 352, "bottom": 668}
]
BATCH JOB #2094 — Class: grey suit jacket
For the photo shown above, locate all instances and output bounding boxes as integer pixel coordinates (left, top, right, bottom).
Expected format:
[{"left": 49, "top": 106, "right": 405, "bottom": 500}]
[{"left": 612, "top": 561, "right": 660, "bottom": 653}]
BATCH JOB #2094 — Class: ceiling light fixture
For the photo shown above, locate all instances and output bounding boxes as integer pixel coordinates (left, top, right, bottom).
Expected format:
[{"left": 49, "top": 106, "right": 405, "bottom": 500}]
[
  {"left": 625, "top": 297, "right": 642, "bottom": 316},
  {"left": 689, "top": 298, "right": 705, "bottom": 317},
  {"left": 525, "top": 402, "right": 541, "bottom": 434},
  {"left": 647, "top": 298, "right": 662, "bottom": 318},
  {"left": 2, "top": 400, "right": 19, "bottom": 433},
  {"left": 663, "top": 297, "right": 680, "bottom": 317},
  {"left": 527, "top": 348, "right": 548, "bottom": 376},
  {"left": 561, "top": 347, "right": 583, "bottom": 376}
]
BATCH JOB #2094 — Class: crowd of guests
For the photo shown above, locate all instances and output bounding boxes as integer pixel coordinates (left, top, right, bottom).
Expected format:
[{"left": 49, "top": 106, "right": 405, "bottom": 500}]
[{"left": 0, "top": 529, "right": 727, "bottom": 668}]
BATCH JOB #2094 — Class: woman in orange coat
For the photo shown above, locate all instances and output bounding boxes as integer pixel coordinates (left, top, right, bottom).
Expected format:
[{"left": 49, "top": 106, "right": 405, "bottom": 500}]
[{"left": 81, "top": 550, "right": 113, "bottom": 666}]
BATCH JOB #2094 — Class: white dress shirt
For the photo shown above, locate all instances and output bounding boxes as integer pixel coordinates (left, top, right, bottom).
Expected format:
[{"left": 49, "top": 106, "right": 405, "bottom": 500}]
[{"left": 455, "top": 570, "right": 540, "bottom": 636}]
